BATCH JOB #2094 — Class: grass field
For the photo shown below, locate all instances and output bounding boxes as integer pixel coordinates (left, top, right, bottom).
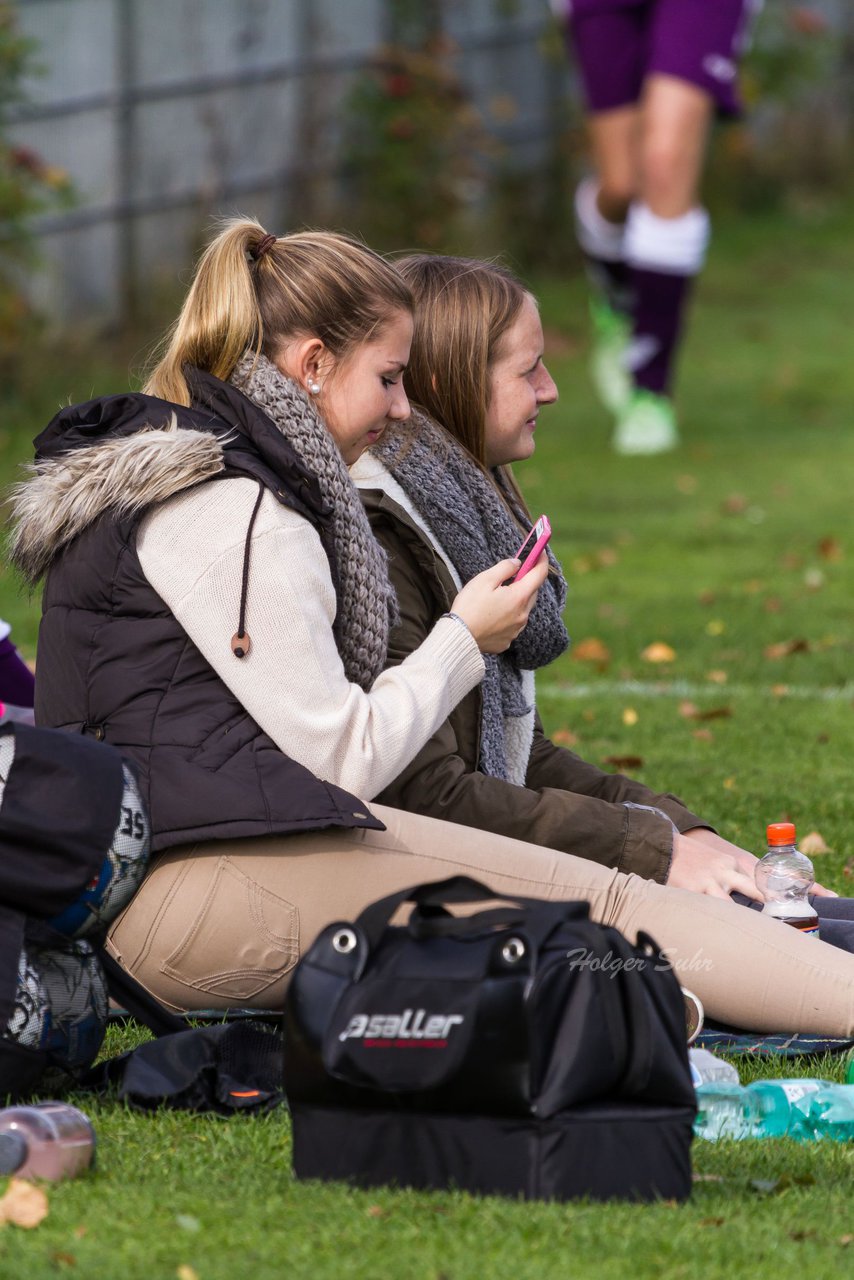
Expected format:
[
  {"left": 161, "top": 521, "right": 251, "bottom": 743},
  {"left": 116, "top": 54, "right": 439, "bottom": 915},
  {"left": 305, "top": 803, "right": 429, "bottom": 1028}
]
[{"left": 1, "top": 204, "right": 853, "bottom": 1278}]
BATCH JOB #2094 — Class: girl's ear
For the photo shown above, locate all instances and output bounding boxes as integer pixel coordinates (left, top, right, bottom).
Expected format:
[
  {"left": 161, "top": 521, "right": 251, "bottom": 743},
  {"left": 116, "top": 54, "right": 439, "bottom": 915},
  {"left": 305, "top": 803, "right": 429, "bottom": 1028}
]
[{"left": 274, "top": 336, "right": 333, "bottom": 394}]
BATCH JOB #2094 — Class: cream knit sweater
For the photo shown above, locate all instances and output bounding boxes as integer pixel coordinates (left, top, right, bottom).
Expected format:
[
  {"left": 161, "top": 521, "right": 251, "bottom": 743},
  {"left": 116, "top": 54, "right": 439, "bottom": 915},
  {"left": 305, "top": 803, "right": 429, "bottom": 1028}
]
[{"left": 138, "top": 477, "right": 485, "bottom": 801}]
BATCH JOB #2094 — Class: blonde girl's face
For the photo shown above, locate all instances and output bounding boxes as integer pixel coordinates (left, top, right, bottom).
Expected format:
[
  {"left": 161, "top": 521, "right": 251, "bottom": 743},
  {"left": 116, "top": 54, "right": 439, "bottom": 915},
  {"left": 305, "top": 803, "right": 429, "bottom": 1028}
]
[
  {"left": 483, "top": 294, "right": 558, "bottom": 470},
  {"left": 318, "top": 309, "right": 413, "bottom": 465}
]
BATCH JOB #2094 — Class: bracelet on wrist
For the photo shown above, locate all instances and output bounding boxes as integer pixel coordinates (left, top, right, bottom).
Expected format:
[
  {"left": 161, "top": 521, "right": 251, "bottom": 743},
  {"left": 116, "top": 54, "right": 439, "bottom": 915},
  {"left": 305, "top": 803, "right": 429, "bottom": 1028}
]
[{"left": 441, "top": 611, "right": 471, "bottom": 636}]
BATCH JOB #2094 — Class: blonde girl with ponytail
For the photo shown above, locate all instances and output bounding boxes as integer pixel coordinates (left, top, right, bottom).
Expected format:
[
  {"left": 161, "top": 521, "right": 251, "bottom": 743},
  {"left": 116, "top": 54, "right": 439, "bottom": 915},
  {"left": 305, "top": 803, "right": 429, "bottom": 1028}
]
[{"left": 10, "top": 224, "right": 854, "bottom": 1039}]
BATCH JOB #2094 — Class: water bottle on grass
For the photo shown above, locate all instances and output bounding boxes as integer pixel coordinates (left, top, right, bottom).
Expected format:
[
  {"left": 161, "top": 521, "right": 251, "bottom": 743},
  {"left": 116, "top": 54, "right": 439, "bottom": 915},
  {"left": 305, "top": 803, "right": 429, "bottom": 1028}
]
[
  {"left": 689, "top": 1048, "right": 740, "bottom": 1087},
  {"left": 797, "top": 1085, "right": 854, "bottom": 1142},
  {"left": 693, "top": 1083, "right": 758, "bottom": 1141},
  {"left": 745, "top": 1078, "right": 834, "bottom": 1138},
  {"left": 0, "top": 1102, "right": 95, "bottom": 1180}
]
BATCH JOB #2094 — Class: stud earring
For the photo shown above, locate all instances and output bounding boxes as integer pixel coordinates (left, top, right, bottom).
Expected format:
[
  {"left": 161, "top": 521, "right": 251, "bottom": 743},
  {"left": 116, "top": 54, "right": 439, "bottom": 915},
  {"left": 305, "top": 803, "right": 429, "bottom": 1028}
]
[{"left": 308, "top": 380, "right": 321, "bottom": 395}]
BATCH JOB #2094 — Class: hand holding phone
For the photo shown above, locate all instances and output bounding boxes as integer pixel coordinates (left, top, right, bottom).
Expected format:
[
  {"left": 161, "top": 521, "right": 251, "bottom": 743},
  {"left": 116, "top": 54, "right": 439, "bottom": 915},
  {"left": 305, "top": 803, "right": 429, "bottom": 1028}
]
[{"left": 509, "top": 515, "right": 551, "bottom": 582}]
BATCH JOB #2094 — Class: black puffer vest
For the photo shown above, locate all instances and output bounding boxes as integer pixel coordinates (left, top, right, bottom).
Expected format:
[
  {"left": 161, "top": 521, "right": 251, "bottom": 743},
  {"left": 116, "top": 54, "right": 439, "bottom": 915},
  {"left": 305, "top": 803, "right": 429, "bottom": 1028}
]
[{"left": 31, "top": 370, "right": 383, "bottom": 851}]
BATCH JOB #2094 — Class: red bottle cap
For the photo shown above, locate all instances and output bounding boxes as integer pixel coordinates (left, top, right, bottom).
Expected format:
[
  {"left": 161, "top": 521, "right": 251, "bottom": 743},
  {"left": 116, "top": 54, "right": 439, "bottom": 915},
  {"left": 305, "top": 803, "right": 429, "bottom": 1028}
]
[{"left": 766, "top": 821, "right": 796, "bottom": 846}]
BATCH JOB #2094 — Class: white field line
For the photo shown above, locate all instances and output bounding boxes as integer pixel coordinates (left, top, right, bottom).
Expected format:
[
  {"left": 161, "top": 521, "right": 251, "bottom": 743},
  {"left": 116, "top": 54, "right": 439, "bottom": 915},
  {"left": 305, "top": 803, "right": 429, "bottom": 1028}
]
[{"left": 538, "top": 681, "right": 854, "bottom": 704}]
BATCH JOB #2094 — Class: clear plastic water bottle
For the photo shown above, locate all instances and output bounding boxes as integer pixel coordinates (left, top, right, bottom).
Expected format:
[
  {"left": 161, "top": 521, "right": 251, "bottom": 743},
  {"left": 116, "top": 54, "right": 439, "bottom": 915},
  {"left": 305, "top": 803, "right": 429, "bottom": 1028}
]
[
  {"left": 689, "top": 1048, "right": 740, "bottom": 1087},
  {"left": 693, "top": 1083, "right": 758, "bottom": 1141},
  {"left": 0, "top": 1102, "right": 95, "bottom": 1180},
  {"left": 745, "top": 1078, "right": 833, "bottom": 1138},
  {"left": 798, "top": 1084, "right": 854, "bottom": 1142},
  {"left": 755, "top": 822, "right": 820, "bottom": 937}
]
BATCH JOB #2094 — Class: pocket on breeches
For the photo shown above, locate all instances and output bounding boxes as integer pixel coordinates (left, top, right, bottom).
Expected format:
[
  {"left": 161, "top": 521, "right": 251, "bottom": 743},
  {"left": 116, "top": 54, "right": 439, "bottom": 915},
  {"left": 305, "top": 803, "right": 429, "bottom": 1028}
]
[{"left": 160, "top": 855, "right": 300, "bottom": 1001}]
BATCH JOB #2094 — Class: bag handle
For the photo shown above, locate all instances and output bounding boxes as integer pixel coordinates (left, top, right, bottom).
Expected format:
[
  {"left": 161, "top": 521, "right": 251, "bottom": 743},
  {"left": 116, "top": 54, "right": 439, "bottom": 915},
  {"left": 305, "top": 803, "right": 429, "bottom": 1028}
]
[
  {"left": 355, "top": 875, "right": 589, "bottom": 955},
  {"left": 605, "top": 928, "right": 672, "bottom": 1093}
]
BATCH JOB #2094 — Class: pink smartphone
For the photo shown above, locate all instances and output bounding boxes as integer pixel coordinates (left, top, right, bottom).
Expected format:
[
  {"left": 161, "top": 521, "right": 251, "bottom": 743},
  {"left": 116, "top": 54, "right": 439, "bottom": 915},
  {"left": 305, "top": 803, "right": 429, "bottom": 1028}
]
[{"left": 511, "top": 514, "right": 552, "bottom": 582}]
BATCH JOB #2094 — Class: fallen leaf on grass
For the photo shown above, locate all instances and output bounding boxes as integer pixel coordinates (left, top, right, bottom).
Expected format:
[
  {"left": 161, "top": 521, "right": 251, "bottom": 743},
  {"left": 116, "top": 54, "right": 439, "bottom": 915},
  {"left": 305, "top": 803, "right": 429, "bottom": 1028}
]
[
  {"left": 842, "top": 859, "right": 854, "bottom": 880},
  {"left": 763, "top": 597, "right": 782, "bottom": 613},
  {"left": 552, "top": 727, "right": 579, "bottom": 747},
  {"left": 693, "top": 729, "right": 714, "bottom": 742},
  {"left": 771, "top": 684, "right": 790, "bottom": 697},
  {"left": 699, "top": 1218, "right": 726, "bottom": 1228},
  {"left": 804, "top": 568, "right": 825, "bottom": 591},
  {"left": 680, "top": 703, "right": 732, "bottom": 722},
  {"left": 641, "top": 642, "right": 676, "bottom": 664},
  {"left": 706, "top": 670, "right": 728, "bottom": 684},
  {"left": 73, "top": 1225, "right": 88, "bottom": 1240},
  {"left": 0, "top": 1178, "right": 48, "bottom": 1228},
  {"left": 367, "top": 1205, "right": 387, "bottom": 1219},
  {"left": 722, "top": 493, "right": 748, "bottom": 515},
  {"left": 571, "top": 637, "right": 611, "bottom": 666},
  {"left": 676, "top": 474, "right": 698, "bottom": 494},
  {"left": 177, "top": 1268, "right": 199, "bottom": 1280},
  {"left": 764, "top": 638, "right": 810, "bottom": 660},
  {"left": 604, "top": 755, "right": 644, "bottom": 770},
  {"left": 799, "top": 831, "right": 830, "bottom": 856},
  {"left": 723, "top": 777, "right": 737, "bottom": 790},
  {"left": 818, "top": 536, "right": 843, "bottom": 562},
  {"left": 51, "top": 1253, "right": 76, "bottom": 1268},
  {"left": 622, "top": 707, "right": 638, "bottom": 726},
  {"left": 705, "top": 620, "right": 726, "bottom": 636},
  {"left": 698, "top": 589, "right": 717, "bottom": 606},
  {"left": 838, "top": 1234, "right": 854, "bottom": 1246},
  {"left": 595, "top": 547, "right": 619, "bottom": 568}
]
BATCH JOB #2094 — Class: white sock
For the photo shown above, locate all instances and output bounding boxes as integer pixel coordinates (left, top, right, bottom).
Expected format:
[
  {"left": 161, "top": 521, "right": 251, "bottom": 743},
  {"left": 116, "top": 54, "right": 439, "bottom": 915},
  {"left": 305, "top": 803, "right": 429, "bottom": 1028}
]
[
  {"left": 624, "top": 203, "right": 710, "bottom": 275},
  {"left": 574, "top": 178, "right": 625, "bottom": 262}
]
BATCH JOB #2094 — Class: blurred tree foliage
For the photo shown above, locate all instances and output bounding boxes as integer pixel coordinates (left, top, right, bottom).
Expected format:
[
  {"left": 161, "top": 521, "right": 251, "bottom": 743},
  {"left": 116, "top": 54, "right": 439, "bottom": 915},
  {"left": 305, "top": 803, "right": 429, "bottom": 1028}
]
[
  {"left": 339, "top": 29, "right": 492, "bottom": 252},
  {"left": 0, "top": 2, "right": 72, "bottom": 358},
  {"left": 700, "top": 3, "right": 844, "bottom": 213}
]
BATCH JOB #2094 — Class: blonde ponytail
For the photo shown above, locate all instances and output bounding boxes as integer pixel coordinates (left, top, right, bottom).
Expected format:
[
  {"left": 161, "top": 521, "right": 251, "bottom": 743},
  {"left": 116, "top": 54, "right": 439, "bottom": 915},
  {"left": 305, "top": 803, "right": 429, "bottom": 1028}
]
[{"left": 145, "top": 218, "right": 412, "bottom": 406}]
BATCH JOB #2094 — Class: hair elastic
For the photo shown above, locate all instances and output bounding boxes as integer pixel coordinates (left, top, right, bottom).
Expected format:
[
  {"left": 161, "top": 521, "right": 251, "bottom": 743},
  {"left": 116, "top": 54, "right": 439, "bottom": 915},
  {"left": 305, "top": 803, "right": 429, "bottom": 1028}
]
[{"left": 250, "top": 233, "right": 278, "bottom": 263}]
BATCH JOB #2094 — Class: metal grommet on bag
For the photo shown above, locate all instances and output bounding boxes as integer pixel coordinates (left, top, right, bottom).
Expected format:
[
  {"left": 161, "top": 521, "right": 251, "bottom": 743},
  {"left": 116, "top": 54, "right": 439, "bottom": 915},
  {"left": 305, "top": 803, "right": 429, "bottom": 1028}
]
[
  {"left": 332, "top": 928, "right": 358, "bottom": 955},
  {"left": 501, "top": 937, "right": 526, "bottom": 965}
]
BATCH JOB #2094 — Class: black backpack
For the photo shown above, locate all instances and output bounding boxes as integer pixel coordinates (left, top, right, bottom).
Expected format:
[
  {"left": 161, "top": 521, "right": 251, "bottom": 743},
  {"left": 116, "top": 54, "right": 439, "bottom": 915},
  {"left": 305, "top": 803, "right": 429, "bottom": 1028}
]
[
  {"left": 0, "top": 720, "right": 284, "bottom": 1111},
  {"left": 0, "top": 721, "right": 157, "bottom": 1098}
]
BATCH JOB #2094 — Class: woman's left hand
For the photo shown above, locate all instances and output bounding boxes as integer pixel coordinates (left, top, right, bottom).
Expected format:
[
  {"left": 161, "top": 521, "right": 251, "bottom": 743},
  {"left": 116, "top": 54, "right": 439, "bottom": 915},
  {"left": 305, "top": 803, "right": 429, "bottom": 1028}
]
[{"left": 681, "top": 827, "right": 838, "bottom": 899}]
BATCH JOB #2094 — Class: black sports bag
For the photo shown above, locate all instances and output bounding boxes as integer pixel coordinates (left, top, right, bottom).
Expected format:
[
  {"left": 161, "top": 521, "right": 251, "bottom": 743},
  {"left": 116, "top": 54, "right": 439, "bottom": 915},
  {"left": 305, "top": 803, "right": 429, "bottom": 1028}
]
[{"left": 285, "top": 877, "right": 697, "bottom": 1201}]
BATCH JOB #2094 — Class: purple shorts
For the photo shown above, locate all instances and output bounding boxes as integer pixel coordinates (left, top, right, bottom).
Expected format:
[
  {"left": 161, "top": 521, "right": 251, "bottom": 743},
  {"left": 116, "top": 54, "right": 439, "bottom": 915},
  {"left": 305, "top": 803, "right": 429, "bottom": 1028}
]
[{"left": 565, "top": 0, "right": 762, "bottom": 118}]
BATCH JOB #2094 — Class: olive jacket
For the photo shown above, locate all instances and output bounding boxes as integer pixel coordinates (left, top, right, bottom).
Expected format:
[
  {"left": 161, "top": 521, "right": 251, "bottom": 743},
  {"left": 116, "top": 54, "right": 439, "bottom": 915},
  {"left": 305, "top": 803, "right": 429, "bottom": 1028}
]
[{"left": 354, "top": 453, "right": 712, "bottom": 883}]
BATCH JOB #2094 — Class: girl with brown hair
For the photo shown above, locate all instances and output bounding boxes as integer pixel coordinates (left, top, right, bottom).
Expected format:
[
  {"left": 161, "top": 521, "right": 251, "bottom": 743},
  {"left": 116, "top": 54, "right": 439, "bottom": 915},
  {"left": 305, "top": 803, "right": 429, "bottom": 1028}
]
[{"left": 10, "top": 227, "right": 854, "bottom": 1032}]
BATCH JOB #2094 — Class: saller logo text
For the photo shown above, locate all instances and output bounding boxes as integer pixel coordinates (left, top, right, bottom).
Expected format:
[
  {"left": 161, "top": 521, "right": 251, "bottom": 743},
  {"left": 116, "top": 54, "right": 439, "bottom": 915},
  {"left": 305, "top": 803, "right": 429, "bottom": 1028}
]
[{"left": 338, "top": 1009, "right": 464, "bottom": 1043}]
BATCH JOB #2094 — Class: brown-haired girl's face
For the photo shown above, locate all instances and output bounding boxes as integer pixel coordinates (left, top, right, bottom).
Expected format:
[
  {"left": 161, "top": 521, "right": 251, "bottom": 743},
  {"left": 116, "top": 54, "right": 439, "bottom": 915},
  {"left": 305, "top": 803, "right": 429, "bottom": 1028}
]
[{"left": 483, "top": 295, "right": 557, "bottom": 469}]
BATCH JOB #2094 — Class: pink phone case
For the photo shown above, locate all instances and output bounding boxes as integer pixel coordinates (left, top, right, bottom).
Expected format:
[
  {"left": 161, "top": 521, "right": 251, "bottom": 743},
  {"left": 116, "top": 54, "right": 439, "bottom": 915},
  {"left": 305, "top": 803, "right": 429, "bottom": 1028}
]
[{"left": 512, "top": 515, "right": 551, "bottom": 581}]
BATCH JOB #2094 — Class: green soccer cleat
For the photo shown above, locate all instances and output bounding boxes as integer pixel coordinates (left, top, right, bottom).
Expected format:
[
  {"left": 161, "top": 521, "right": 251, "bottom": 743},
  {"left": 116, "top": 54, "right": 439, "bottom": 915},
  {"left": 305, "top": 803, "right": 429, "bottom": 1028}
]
[
  {"left": 589, "top": 299, "right": 632, "bottom": 414},
  {"left": 612, "top": 388, "right": 679, "bottom": 456}
]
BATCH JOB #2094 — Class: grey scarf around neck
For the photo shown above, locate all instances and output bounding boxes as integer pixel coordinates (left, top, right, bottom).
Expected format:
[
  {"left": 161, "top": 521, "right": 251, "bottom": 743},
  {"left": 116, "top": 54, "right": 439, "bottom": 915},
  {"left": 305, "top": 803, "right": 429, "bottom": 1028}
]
[
  {"left": 373, "top": 410, "right": 569, "bottom": 781},
  {"left": 230, "top": 352, "right": 397, "bottom": 691}
]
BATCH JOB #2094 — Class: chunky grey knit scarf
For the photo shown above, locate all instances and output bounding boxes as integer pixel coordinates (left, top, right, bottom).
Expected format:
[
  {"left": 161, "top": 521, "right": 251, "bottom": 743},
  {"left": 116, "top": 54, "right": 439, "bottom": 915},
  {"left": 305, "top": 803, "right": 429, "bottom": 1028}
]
[
  {"left": 373, "top": 410, "right": 569, "bottom": 780},
  {"left": 231, "top": 352, "right": 396, "bottom": 690}
]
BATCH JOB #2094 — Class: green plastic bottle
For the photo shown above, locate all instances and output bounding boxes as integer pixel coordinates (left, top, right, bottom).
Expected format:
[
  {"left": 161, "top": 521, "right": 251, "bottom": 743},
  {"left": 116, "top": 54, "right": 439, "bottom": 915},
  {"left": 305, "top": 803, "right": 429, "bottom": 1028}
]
[
  {"left": 800, "top": 1084, "right": 854, "bottom": 1141},
  {"left": 745, "top": 1079, "right": 833, "bottom": 1138}
]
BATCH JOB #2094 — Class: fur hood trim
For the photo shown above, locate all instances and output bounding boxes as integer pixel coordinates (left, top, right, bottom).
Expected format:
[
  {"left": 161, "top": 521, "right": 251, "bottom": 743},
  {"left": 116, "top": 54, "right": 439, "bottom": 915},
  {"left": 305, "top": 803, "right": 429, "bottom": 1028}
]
[{"left": 8, "top": 420, "right": 225, "bottom": 583}]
